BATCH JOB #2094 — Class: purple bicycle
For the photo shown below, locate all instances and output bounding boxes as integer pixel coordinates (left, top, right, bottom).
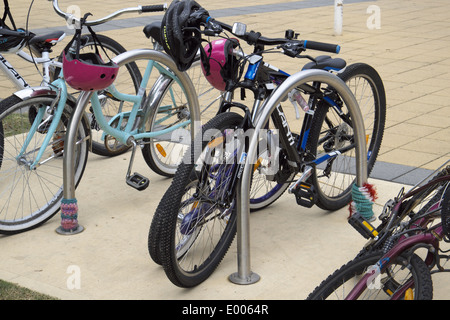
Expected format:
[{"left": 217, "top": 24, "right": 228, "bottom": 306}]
[{"left": 307, "top": 160, "right": 450, "bottom": 300}]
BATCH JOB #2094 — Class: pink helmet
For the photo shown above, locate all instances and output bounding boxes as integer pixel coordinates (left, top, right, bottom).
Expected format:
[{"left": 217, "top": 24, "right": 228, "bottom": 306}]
[
  {"left": 63, "top": 51, "right": 119, "bottom": 91},
  {"left": 201, "top": 38, "right": 239, "bottom": 91}
]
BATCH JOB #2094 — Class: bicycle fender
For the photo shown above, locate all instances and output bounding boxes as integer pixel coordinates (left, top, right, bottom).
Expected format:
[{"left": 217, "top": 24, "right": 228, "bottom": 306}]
[
  {"left": 13, "top": 86, "right": 75, "bottom": 105},
  {"left": 12, "top": 86, "right": 92, "bottom": 150}
]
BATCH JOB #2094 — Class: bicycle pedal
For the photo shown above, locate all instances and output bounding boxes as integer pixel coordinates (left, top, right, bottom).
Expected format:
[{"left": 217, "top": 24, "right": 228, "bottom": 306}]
[
  {"left": 348, "top": 212, "right": 378, "bottom": 239},
  {"left": 293, "top": 183, "right": 316, "bottom": 208},
  {"left": 126, "top": 173, "right": 150, "bottom": 191}
]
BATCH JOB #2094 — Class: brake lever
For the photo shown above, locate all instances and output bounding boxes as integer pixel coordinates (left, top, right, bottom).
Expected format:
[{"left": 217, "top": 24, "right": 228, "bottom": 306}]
[
  {"left": 278, "top": 42, "right": 305, "bottom": 58},
  {"left": 203, "top": 20, "right": 223, "bottom": 36}
]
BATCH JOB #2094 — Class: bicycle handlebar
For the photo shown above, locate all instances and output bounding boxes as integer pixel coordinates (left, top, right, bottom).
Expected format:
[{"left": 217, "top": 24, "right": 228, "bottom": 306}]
[
  {"left": 200, "top": 13, "right": 340, "bottom": 55},
  {"left": 302, "top": 40, "right": 340, "bottom": 54},
  {"left": 141, "top": 5, "right": 167, "bottom": 13},
  {"left": 51, "top": 0, "right": 167, "bottom": 27}
]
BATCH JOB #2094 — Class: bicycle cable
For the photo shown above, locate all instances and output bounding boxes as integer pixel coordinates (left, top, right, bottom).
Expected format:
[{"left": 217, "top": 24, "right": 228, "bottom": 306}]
[{"left": 24, "top": 0, "right": 48, "bottom": 86}]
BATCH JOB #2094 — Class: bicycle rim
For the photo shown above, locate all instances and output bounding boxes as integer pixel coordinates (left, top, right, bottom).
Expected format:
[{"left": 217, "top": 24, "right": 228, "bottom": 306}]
[{"left": 143, "top": 59, "right": 222, "bottom": 177}]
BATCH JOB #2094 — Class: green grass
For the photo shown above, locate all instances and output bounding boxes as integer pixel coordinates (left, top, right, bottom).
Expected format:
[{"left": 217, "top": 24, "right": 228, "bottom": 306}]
[
  {"left": 0, "top": 279, "right": 58, "bottom": 300},
  {"left": 3, "top": 113, "right": 31, "bottom": 137}
]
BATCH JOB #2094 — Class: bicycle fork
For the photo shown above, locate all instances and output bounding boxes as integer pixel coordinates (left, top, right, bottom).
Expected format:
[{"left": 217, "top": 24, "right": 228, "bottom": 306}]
[{"left": 15, "top": 81, "right": 87, "bottom": 170}]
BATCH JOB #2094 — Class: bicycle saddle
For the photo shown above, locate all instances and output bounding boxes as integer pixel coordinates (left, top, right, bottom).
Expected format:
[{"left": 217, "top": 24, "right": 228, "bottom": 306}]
[
  {"left": 28, "top": 30, "right": 65, "bottom": 46},
  {"left": 143, "top": 21, "right": 162, "bottom": 45},
  {"left": 302, "top": 55, "right": 346, "bottom": 72}
]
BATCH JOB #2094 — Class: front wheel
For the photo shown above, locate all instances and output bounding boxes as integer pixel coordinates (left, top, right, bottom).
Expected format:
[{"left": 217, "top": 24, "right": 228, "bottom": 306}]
[
  {"left": 149, "top": 112, "right": 243, "bottom": 286},
  {"left": 307, "top": 63, "right": 386, "bottom": 210},
  {"left": 307, "top": 251, "right": 433, "bottom": 300},
  {"left": 0, "top": 95, "right": 89, "bottom": 234}
]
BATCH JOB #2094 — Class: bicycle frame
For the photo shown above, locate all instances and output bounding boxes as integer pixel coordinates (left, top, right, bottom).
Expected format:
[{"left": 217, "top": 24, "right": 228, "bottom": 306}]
[
  {"left": 202, "top": 51, "right": 356, "bottom": 211},
  {"left": 14, "top": 52, "right": 194, "bottom": 171},
  {"left": 345, "top": 229, "right": 443, "bottom": 300},
  {"left": 345, "top": 174, "right": 450, "bottom": 300},
  {"left": 93, "top": 58, "right": 192, "bottom": 145},
  {"left": 10, "top": 0, "right": 187, "bottom": 171},
  {"left": 0, "top": 48, "right": 61, "bottom": 90}
]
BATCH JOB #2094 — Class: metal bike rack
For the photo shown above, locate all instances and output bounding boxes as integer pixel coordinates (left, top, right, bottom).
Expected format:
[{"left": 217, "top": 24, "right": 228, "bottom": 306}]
[
  {"left": 229, "top": 69, "right": 368, "bottom": 284},
  {"left": 56, "top": 49, "right": 201, "bottom": 235}
]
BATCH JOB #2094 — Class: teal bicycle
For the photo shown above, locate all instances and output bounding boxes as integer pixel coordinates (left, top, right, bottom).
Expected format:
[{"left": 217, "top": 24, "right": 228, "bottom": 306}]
[{"left": 0, "top": 1, "right": 211, "bottom": 234}]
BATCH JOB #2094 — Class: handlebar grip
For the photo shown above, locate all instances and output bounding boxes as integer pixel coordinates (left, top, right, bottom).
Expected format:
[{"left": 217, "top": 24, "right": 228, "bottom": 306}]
[
  {"left": 141, "top": 4, "right": 167, "bottom": 12},
  {"left": 303, "top": 40, "right": 340, "bottom": 54}
]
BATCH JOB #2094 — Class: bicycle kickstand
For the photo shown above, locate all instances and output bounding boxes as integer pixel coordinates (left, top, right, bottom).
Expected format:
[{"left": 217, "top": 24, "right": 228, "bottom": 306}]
[{"left": 125, "top": 139, "right": 150, "bottom": 191}]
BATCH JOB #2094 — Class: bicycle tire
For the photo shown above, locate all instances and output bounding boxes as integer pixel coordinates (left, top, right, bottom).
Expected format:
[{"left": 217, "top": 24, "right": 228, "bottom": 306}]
[
  {"left": 307, "top": 63, "right": 386, "bottom": 210},
  {"left": 57, "top": 34, "right": 142, "bottom": 157},
  {"left": 442, "top": 184, "right": 450, "bottom": 242},
  {"left": 307, "top": 251, "right": 433, "bottom": 300},
  {"left": 149, "top": 112, "right": 243, "bottom": 286},
  {"left": 142, "top": 58, "right": 222, "bottom": 177},
  {"left": 0, "top": 95, "right": 89, "bottom": 234}
]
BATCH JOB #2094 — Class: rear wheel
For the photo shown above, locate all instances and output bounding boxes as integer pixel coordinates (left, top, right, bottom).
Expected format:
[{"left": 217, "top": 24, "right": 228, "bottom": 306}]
[
  {"left": 308, "top": 63, "right": 386, "bottom": 210},
  {"left": 142, "top": 58, "right": 223, "bottom": 177}
]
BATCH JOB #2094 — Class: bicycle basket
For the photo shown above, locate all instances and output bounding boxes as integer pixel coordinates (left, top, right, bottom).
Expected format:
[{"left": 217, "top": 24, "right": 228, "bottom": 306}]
[{"left": 442, "top": 183, "right": 450, "bottom": 242}]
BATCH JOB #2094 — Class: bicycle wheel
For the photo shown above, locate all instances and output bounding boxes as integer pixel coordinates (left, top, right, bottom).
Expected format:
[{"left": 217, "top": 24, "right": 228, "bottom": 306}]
[
  {"left": 149, "top": 112, "right": 243, "bottom": 286},
  {"left": 307, "top": 251, "right": 433, "bottom": 300},
  {"left": 307, "top": 63, "right": 386, "bottom": 210},
  {"left": 57, "top": 34, "right": 142, "bottom": 157},
  {"left": 142, "top": 58, "right": 223, "bottom": 177},
  {"left": 0, "top": 95, "right": 89, "bottom": 234}
]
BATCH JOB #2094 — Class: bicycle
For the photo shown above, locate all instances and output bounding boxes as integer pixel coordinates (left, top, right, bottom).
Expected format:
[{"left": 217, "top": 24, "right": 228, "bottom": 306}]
[
  {"left": 307, "top": 160, "right": 450, "bottom": 300},
  {"left": 0, "top": 0, "right": 144, "bottom": 157},
  {"left": 0, "top": 0, "right": 205, "bottom": 234},
  {"left": 148, "top": 1, "right": 385, "bottom": 287}
]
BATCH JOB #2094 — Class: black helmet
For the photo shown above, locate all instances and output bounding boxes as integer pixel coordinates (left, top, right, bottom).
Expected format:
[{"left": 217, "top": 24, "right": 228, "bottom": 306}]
[
  {"left": 0, "top": 27, "right": 27, "bottom": 52},
  {"left": 160, "top": 0, "right": 207, "bottom": 71},
  {"left": 0, "top": 0, "right": 29, "bottom": 53}
]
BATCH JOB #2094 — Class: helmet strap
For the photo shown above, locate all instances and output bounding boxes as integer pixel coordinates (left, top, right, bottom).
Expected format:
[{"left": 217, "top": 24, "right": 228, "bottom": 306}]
[
  {"left": 199, "top": 40, "right": 210, "bottom": 76},
  {"left": 1, "top": 0, "right": 17, "bottom": 30},
  {"left": 65, "top": 14, "right": 112, "bottom": 62},
  {"left": 86, "top": 25, "right": 113, "bottom": 62}
]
